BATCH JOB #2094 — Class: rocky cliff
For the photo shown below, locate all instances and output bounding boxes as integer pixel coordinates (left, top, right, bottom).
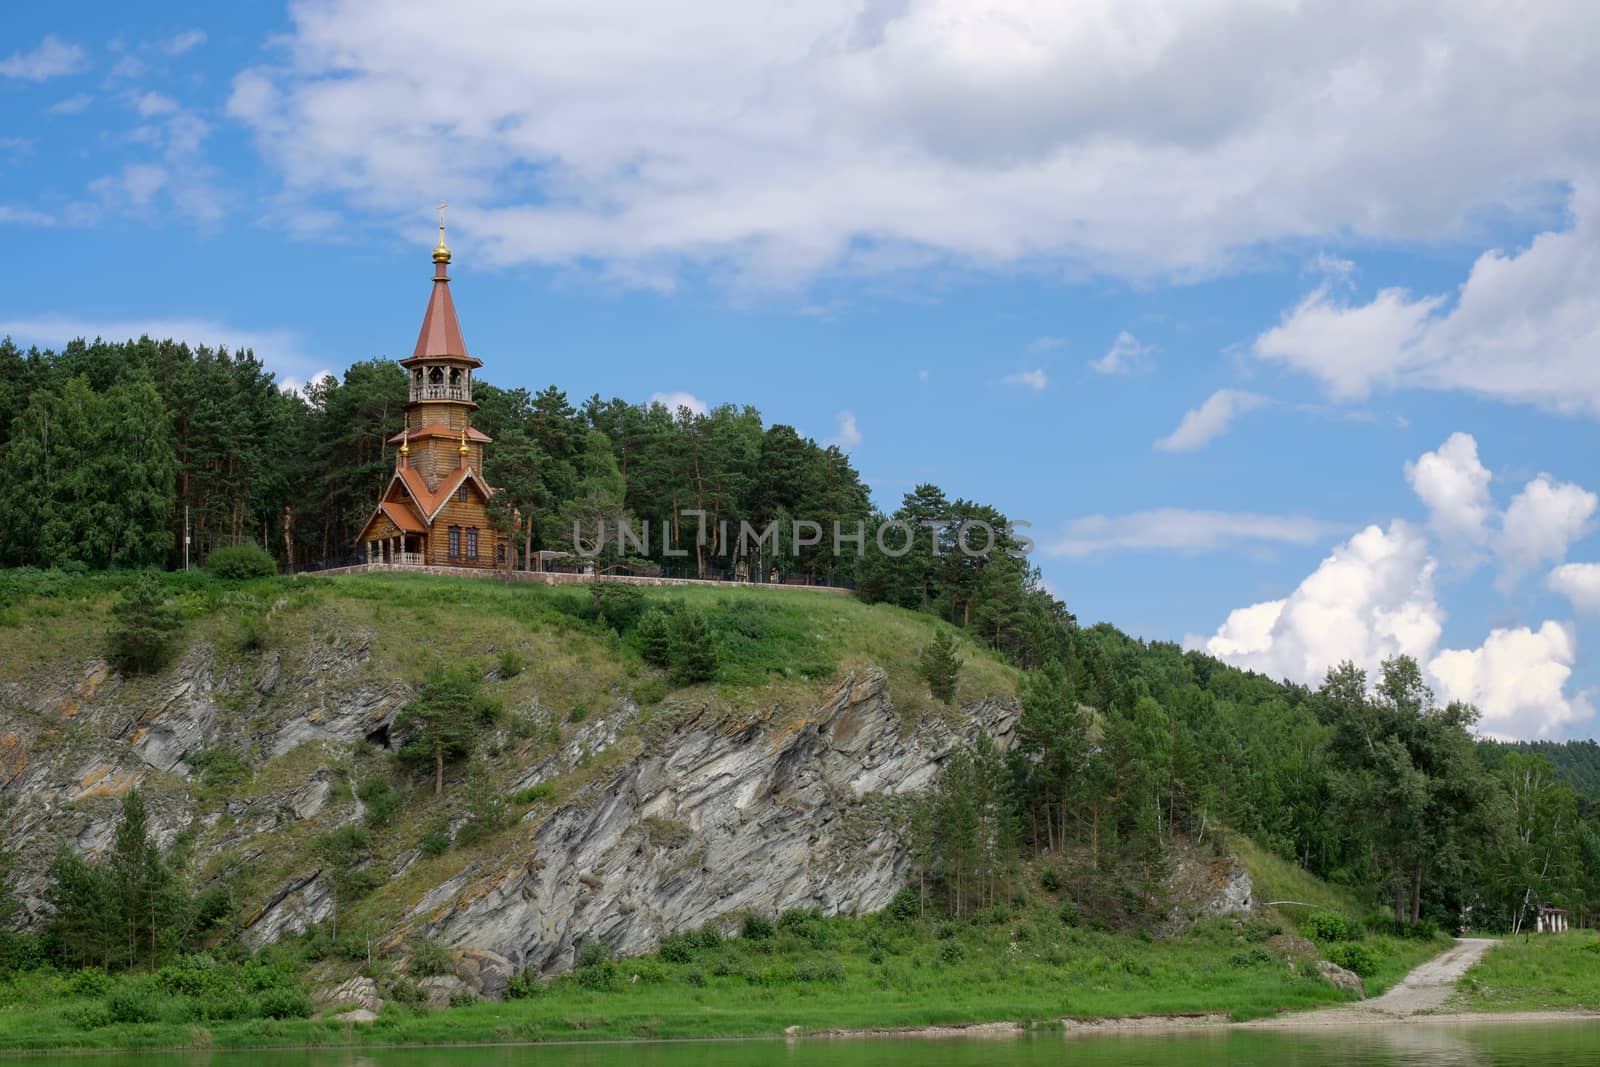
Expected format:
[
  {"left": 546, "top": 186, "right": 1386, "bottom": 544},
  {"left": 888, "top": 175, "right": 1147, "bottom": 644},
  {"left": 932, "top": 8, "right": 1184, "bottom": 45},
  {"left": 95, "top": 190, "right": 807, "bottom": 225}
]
[{"left": 0, "top": 581, "right": 1019, "bottom": 976}]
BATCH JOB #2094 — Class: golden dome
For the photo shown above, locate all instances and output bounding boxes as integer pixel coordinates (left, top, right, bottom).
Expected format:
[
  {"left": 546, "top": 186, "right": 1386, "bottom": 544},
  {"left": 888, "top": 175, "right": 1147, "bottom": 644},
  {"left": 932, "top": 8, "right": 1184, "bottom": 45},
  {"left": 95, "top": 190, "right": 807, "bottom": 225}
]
[{"left": 432, "top": 199, "right": 452, "bottom": 264}]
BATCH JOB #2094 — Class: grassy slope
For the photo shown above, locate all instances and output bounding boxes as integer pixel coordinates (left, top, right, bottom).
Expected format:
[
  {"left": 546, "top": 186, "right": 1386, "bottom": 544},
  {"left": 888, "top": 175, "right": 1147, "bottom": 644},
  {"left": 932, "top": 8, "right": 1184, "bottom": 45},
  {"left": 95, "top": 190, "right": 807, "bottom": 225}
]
[{"left": 1454, "top": 931, "right": 1600, "bottom": 1013}]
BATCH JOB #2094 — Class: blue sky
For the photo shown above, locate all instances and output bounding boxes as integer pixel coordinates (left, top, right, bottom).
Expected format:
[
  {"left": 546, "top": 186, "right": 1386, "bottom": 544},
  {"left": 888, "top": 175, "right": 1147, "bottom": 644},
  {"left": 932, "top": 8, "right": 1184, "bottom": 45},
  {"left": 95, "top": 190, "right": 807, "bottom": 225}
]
[{"left": 4, "top": 1, "right": 1600, "bottom": 739}]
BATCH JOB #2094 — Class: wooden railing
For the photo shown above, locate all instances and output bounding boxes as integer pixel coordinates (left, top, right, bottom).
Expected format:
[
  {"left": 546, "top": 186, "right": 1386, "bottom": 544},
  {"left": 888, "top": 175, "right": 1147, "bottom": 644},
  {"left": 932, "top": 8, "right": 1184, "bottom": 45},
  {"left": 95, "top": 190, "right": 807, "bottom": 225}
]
[{"left": 411, "top": 385, "right": 469, "bottom": 402}]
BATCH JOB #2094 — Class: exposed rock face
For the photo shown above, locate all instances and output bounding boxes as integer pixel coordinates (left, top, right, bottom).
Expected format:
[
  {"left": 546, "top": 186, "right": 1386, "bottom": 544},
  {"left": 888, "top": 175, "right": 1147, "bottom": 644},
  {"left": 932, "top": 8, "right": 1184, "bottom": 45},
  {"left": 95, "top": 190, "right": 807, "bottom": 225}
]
[
  {"left": 418, "top": 974, "right": 470, "bottom": 1009},
  {"left": 1315, "top": 959, "right": 1366, "bottom": 996},
  {"left": 322, "top": 975, "right": 384, "bottom": 1014},
  {"left": 418, "top": 669, "right": 1017, "bottom": 974},
  {"left": 242, "top": 870, "right": 334, "bottom": 950},
  {"left": 454, "top": 948, "right": 514, "bottom": 1001}
]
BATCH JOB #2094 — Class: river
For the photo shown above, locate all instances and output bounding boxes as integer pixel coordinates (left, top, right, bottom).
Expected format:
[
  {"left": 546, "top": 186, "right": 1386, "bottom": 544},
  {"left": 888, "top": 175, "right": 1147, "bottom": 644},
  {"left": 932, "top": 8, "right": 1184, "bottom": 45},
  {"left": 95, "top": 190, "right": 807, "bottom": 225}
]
[{"left": 28, "top": 1025, "right": 1600, "bottom": 1067}]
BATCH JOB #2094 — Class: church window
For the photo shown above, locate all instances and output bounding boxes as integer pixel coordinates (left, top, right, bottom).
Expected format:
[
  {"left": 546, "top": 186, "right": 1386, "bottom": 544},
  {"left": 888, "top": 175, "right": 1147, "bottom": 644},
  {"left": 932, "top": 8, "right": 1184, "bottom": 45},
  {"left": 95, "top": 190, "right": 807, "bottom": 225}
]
[
  {"left": 457, "top": 483, "right": 469, "bottom": 502},
  {"left": 496, "top": 544, "right": 506, "bottom": 563},
  {"left": 467, "top": 527, "right": 479, "bottom": 559},
  {"left": 448, "top": 526, "right": 461, "bottom": 558}
]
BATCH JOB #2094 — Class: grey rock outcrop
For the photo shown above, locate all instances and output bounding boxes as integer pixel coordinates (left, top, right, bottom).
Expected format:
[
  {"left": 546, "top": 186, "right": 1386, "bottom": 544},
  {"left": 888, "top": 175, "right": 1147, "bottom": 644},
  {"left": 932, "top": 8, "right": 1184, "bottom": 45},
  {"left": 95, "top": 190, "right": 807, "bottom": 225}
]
[
  {"left": 417, "top": 668, "right": 1016, "bottom": 974},
  {"left": 1315, "top": 959, "right": 1366, "bottom": 997}
]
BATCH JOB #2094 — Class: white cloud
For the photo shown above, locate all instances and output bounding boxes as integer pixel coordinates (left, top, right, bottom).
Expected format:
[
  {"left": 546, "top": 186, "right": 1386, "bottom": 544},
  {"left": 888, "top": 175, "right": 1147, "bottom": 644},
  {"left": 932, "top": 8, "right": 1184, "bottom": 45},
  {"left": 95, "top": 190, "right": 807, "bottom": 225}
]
[
  {"left": 1027, "top": 335, "right": 1066, "bottom": 353},
  {"left": 1048, "top": 508, "right": 1338, "bottom": 559},
  {"left": 1000, "top": 368, "right": 1048, "bottom": 391},
  {"left": 1404, "top": 431, "right": 1492, "bottom": 555},
  {"left": 1549, "top": 563, "right": 1600, "bottom": 615},
  {"left": 0, "top": 315, "right": 319, "bottom": 392},
  {"left": 163, "top": 30, "right": 207, "bottom": 56},
  {"left": 49, "top": 93, "right": 93, "bottom": 115},
  {"left": 831, "top": 409, "right": 862, "bottom": 449},
  {"left": 1090, "top": 330, "right": 1154, "bottom": 375},
  {"left": 646, "top": 390, "right": 708, "bottom": 416},
  {"left": 0, "top": 206, "right": 54, "bottom": 226},
  {"left": 134, "top": 91, "right": 179, "bottom": 117},
  {"left": 1430, "top": 623, "right": 1591, "bottom": 739},
  {"left": 1192, "top": 436, "right": 1598, "bottom": 738},
  {"left": 279, "top": 369, "right": 337, "bottom": 396},
  {"left": 1153, "top": 388, "right": 1267, "bottom": 452},
  {"left": 1253, "top": 191, "right": 1600, "bottom": 415},
  {"left": 1188, "top": 521, "right": 1443, "bottom": 686},
  {"left": 228, "top": 2, "right": 1600, "bottom": 285},
  {"left": 0, "top": 35, "right": 86, "bottom": 81},
  {"left": 1496, "top": 475, "right": 1598, "bottom": 588}
]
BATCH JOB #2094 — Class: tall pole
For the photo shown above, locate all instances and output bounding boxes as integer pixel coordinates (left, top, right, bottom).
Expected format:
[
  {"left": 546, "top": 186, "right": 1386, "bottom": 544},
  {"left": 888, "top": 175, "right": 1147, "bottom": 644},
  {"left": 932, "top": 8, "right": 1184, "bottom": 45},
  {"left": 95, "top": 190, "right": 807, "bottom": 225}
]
[{"left": 184, "top": 504, "right": 191, "bottom": 571}]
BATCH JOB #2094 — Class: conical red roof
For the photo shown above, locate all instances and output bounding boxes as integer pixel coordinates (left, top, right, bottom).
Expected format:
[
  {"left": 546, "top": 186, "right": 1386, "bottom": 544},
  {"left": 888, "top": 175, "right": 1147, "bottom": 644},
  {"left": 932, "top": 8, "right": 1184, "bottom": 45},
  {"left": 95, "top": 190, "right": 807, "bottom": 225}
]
[{"left": 410, "top": 258, "right": 473, "bottom": 361}]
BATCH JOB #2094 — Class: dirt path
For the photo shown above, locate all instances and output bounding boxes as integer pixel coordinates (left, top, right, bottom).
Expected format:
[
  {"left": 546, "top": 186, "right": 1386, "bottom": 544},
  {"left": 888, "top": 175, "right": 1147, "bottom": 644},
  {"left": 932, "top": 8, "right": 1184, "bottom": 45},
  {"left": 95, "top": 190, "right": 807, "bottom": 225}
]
[{"left": 1246, "top": 937, "right": 1502, "bottom": 1030}]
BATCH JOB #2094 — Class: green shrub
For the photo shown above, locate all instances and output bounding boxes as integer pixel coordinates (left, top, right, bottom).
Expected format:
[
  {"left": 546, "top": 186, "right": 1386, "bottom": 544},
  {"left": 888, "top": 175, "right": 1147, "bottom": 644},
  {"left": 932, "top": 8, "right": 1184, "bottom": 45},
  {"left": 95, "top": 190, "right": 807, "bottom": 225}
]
[
  {"left": 1302, "top": 911, "right": 1353, "bottom": 943},
  {"left": 682, "top": 967, "right": 706, "bottom": 987},
  {"left": 741, "top": 914, "right": 775, "bottom": 941},
  {"left": 419, "top": 817, "right": 450, "bottom": 857},
  {"left": 1058, "top": 899, "right": 1080, "bottom": 928},
  {"left": 68, "top": 968, "right": 113, "bottom": 998},
  {"left": 1039, "top": 867, "right": 1063, "bottom": 893},
  {"left": 694, "top": 925, "right": 723, "bottom": 949},
  {"left": 205, "top": 545, "right": 278, "bottom": 579},
  {"left": 939, "top": 939, "right": 965, "bottom": 964},
  {"left": 1229, "top": 947, "right": 1274, "bottom": 968},
  {"left": 188, "top": 748, "right": 252, "bottom": 793},
  {"left": 105, "top": 987, "right": 160, "bottom": 1024},
  {"left": 497, "top": 649, "right": 524, "bottom": 679},
  {"left": 1240, "top": 918, "right": 1282, "bottom": 943},
  {"left": 505, "top": 972, "right": 544, "bottom": 999},
  {"left": 253, "top": 986, "right": 313, "bottom": 1019},
  {"left": 791, "top": 957, "right": 847, "bottom": 984},
  {"left": 631, "top": 676, "right": 669, "bottom": 705},
  {"left": 192, "top": 991, "right": 250, "bottom": 1021},
  {"left": 358, "top": 775, "right": 403, "bottom": 828},
  {"left": 407, "top": 937, "right": 455, "bottom": 978},
  {"left": 67, "top": 1002, "right": 113, "bottom": 1029},
  {"left": 886, "top": 887, "right": 920, "bottom": 921},
  {"left": 511, "top": 782, "right": 554, "bottom": 806},
  {"left": 659, "top": 933, "right": 696, "bottom": 964},
  {"left": 1325, "top": 942, "right": 1377, "bottom": 977},
  {"left": 567, "top": 703, "right": 589, "bottom": 725}
]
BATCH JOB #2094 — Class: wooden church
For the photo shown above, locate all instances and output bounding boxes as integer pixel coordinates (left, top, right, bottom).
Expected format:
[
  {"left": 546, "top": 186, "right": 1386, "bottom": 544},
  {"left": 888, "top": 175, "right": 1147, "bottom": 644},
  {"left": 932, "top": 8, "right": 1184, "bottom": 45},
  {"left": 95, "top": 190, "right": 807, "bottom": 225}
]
[{"left": 357, "top": 213, "right": 503, "bottom": 568}]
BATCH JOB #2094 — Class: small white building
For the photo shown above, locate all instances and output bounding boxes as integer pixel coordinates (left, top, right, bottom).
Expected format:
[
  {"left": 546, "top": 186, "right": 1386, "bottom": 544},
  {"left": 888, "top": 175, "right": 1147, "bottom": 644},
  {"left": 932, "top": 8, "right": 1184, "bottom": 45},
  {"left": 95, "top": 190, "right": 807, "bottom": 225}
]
[{"left": 1536, "top": 906, "right": 1569, "bottom": 933}]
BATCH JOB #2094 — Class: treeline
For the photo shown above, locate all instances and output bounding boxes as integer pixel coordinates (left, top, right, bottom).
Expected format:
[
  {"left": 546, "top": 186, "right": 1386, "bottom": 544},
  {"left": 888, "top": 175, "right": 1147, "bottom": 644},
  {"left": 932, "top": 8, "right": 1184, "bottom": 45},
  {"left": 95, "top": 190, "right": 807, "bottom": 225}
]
[
  {"left": 0, "top": 335, "right": 1076, "bottom": 670},
  {"left": 912, "top": 627, "right": 1600, "bottom": 934}
]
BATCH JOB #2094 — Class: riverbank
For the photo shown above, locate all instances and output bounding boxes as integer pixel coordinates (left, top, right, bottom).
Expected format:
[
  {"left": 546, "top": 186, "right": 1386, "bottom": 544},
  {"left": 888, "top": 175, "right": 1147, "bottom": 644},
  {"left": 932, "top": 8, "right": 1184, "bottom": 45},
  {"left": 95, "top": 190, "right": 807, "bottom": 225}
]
[{"left": 0, "top": 909, "right": 1450, "bottom": 1052}]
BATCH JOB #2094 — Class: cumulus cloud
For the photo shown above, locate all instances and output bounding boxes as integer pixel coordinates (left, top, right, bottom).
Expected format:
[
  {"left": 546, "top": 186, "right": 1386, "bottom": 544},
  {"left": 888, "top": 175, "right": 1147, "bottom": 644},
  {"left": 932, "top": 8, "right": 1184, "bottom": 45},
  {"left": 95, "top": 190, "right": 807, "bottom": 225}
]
[
  {"left": 1549, "top": 563, "right": 1600, "bottom": 614},
  {"left": 1429, "top": 623, "right": 1591, "bottom": 740},
  {"left": 1497, "top": 475, "right": 1597, "bottom": 589},
  {"left": 1090, "top": 331, "right": 1154, "bottom": 375},
  {"left": 1188, "top": 521, "right": 1443, "bottom": 685},
  {"left": 1254, "top": 192, "right": 1600, "bottom": 415},
  {"left": 1027, "top": 336, "right": 1066, "bottom": 353},
  {"left": 0, "top": 36, "right": 86, "bottom": 81},
  {"left": 49, "top": 93, "right": 93, "bottom": 115},
  {"left": 1154, "top": 389, "right": 1267, "bottom": 452},
  {"left": 1193, "top": 435, "right": 1597, "bottom": 738},
  {"left": 646, "top": 391, "right": 708, "bottom": 416},
  {"left": 831, "top": 409, "right": 862, "bottom": 448},
  {"left": 1048, "top": 509, "right": 1338, "bottom": 559},
  {"left": 1405, "top": 432, "right": 1493, "bottom": 555},
  {"left": 163, "top": 30, "right": 207, "bottom": 56},
  {"left": 1000, "top": 368, "right": 1048, "bottom": 391},
  {"left": 228, "top": 2, "right": 1600, "bottom": 285}
]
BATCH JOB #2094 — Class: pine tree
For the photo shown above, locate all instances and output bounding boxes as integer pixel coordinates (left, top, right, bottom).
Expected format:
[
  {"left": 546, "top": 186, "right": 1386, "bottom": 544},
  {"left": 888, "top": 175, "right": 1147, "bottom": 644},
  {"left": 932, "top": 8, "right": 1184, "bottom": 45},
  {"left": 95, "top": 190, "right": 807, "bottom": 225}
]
[
  {"left": 919, "top": 628, "right": 962, "bottom": 704},
  {"left": 395, "top": 667, "right": 501, "bottom": 795},
  {"left": 669, "top": 611, "right": 719, "bottom": 685},
  {"left": 106, "top": 574, "right": 182, "bottom": 675}
]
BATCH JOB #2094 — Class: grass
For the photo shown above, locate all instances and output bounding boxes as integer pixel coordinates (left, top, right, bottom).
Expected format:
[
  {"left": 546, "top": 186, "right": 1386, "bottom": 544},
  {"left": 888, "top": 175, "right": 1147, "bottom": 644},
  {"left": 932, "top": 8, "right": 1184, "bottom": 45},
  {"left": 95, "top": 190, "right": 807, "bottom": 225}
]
[
  {"left": 1453, "top": 930, "right": 1600, "bottom": 1013},
  {"left": 0, "top": 907, "right": 1391, "bottom": 1052}
]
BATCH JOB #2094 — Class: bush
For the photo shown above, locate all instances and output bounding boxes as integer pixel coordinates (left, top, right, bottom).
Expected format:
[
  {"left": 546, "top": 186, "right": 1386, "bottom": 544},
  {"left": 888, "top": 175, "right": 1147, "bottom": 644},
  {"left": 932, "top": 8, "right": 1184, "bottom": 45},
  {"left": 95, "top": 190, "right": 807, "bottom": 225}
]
[
  {"left": 1325, "top": 942, "right": 1378, "bottom": 978},
  {"left": 497, "top": 649, "right": 524, "bottom": 679},
  {"left": 659, "top": 933, "right": 696, "bottom": 964},
  {"left": 105, "top": 987, "right": 160, "bottom": 1024},
  {"left": 205, "top": 545, "right": 278, "bottom": 580},
  {"left": 505, "top": 972, "right": 544, "bottom": 999},
  {"left": 358, "top": 775, "right": 403, "bottom": 828},
  {"left": 419, "top": 817, "right": 451, "bottom": 857},
  {"left": 253, "top": 986, "right": 313, "bottom": 1019},
  {"left": 67, "top": 1002, "right": 114, "bottom": 1029},
  {"left": 886, "top": 887, "right": 920, "bottom": 921},
  {"left": 1302, "top": 911, "right": 1353, "bottom": 943},
  {"left": 408, "top": 937, "right": 455, "bottom": 978},
  {"left": 1229, "top": 947, "right": 1274, "bottom": 968},
  {"left": 635, "top": 608, "right": 674, "bottom": 668},
  {"left": 188, "top": 748, "right": 252, "bottom": 793},
  {"left": 938, "top": 939, "right": 965, "bottom": 964},
  {"left": 694, "top": 925, "right": 723, "bottom": 949},
  {"left": 791, "top": 957, "right": 847, "bottom": 984},
  {"left": 1039, "top": 867, "right": 1063, "bottom": 893},
  {"left": 741, "top": 914, "right": 775, "bottom": 941},
  {"left": 682, "top": 967, "right": 707, "bottom": 987},
  {"left": 1058, "top": 899, "right": 1080, "bottom": 928},
  {"left": 68, "top": 968, "right": 113, "bottom": 998},
  {"left": 511, "top": 782, "right": 554, "bottom": 806}
]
